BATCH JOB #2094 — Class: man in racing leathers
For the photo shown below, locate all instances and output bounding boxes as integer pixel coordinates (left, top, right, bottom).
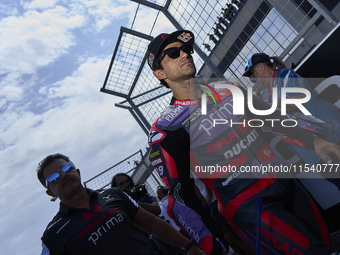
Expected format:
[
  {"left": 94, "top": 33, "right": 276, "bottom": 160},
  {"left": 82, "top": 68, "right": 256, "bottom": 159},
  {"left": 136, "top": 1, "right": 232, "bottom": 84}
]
[{"left": 146, "top": 29, "right": 340, "bottom": 255}]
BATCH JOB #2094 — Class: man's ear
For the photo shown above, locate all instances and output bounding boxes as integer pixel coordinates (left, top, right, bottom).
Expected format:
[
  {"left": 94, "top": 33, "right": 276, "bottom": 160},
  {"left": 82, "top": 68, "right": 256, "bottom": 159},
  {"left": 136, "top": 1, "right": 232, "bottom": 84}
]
[
  {"left": 153, "top": 69, "right": 167, "bottom": 81},
  {"left": 46, "top": 189, "right": 57, "bottom": 197},
  {"left": 259, "top": 63, "right": 265, "bottom": 70}
]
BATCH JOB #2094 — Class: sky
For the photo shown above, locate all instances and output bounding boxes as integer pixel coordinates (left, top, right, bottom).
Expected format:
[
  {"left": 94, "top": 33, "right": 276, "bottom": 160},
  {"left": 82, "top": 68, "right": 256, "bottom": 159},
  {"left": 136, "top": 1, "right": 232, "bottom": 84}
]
[
  {"left": 0, "top": 0, "right": 339, "bottom": 254},
  {"left": 0, "top": 0, "right": 174, "bottom": 254}
]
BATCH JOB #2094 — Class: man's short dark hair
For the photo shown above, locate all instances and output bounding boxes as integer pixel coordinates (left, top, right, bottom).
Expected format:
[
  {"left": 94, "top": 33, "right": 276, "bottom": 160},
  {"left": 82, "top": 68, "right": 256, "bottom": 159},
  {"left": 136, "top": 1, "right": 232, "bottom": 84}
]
[
  {"left": 156, "top": 63, "right": 170, "bottom": 88},
  {"left": 37, "top": 153, "right": 70, "bottom": 189},
  {"left": 111, "top": 173, "right": 134, "bottom": 188}
]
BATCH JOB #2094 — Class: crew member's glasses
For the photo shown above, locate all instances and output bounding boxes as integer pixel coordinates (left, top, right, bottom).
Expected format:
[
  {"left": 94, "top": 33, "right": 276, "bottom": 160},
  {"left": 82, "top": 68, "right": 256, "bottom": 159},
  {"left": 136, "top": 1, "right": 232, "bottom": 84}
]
[
  {"left": 118, "top": 179, "right": 130, "bottom": 187},
  {"left": 45, "top": 162, "right": 75, "bottom": 188},
  {"left": 158, "top": 45, "right": 194, "bottom": 64}
]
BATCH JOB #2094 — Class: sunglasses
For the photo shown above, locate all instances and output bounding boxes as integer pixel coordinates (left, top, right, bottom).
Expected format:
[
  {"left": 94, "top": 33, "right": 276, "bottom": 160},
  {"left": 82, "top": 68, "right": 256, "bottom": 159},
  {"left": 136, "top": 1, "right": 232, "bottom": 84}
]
[
  {"left": 118, "top": 179, "right": 130, "bottom": 187},
  {"left": 157, "top": 45, "right": 194, "bottom": 65},
  {"left": 45, "top": 162, "right": 75, "bottom": 188}
]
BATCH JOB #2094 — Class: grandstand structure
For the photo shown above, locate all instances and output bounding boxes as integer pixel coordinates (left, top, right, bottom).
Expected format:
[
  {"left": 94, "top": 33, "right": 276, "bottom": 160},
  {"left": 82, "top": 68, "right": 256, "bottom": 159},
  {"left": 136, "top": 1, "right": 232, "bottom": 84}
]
[{"left": 84, "top": 0, "right": 340, "bottom": 197}]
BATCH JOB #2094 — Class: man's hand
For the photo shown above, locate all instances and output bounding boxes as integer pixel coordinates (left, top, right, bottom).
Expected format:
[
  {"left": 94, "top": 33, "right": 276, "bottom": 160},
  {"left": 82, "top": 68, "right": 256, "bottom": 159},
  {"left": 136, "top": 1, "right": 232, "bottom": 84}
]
[
  {"left": 313, "top": 137, "right": 340, "bottom": 163},
  {"left": 188, "top": 245, "right": 206, "bottom": 255}
]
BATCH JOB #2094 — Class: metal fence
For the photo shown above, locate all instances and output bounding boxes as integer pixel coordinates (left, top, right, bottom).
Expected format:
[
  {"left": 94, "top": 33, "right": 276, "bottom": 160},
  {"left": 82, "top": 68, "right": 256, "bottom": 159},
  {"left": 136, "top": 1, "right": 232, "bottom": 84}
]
[{"left": 84, "top": 149, "right": 163, "bottom": 198}]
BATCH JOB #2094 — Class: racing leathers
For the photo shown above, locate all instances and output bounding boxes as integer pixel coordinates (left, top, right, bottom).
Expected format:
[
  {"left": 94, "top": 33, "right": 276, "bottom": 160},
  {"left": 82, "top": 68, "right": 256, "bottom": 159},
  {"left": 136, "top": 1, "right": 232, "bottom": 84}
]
[{"left": 148, "top": 81, "right": 338, "bottom": 255}]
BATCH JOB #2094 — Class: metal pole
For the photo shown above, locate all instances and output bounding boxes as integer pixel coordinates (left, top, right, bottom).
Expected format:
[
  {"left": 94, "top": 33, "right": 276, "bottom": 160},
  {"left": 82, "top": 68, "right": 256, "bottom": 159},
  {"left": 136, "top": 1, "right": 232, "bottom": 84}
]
[
  {"left": 307, "top": 0, "right": 338, "bottom": 26},
  {"left": 132, "top": 0, "right": 225, "bottom": 78}
]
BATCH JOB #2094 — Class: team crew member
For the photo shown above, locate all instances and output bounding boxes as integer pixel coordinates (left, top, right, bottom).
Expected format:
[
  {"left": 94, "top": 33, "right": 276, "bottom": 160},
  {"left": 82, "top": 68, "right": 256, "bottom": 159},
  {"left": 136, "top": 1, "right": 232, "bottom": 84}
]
[
  {"left": 146, "top": 29, "right": 340, "bottom": 254},
  {"left": 111, "top": 172, "right": 161, "bottom": 215},
  {"left": 157, "top": 185, "right": 181, "bottom": 231},
  {"left": 37, "top": 153, "right": 205, "bottom": 255},
  {"left": 243, "top": 53, "right": 340, "bottom": 247},
  {"left": 243, "top": 52, "right": 340, "bottom": 189}
]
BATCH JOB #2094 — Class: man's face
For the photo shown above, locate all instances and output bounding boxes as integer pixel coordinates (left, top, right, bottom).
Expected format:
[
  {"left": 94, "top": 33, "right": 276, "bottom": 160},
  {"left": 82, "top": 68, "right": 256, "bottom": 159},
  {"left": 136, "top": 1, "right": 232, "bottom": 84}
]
[
  {"left": 156, "top": 187, "right": 165, "bottom": 199},
  {"left": 115, "top": 175, "right": 131, "bottom": 191},
  {"left": 249, "top": 63, "right": 267, "bottom": 83},
  {"left": 44, "top": 159, "right": 81, "bottom": 199},
  {"left": 158, "top": 41, "right": 196, "bottom": 84}
]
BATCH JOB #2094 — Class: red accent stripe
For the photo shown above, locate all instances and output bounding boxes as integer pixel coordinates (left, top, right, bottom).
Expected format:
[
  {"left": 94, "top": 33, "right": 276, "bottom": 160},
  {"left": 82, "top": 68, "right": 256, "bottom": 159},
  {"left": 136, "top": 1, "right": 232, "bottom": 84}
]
[
  {"left": 280, "top": 137, "right": 307, "bottom": 147},
  {"left": 201, "top": 236, "right": 213, "bottom": 255},
  {"left": 214, "top": 191, "right": 246, "bottom": 239},
  {"left": 226, "top": 175, "right": 276, "bottom": 219},
  {"left": 204, "top": 83, "right": 223, "bottom": 106},
  {"left": 161, "top": 148, "right": 178, "bottom": 178},
  {"left": 149, "top": 121, "right": 167, "bottom": 147},
  {"left": 261, "top": 211, "right": 310, "bottom": 248},
  {"left": 198, "top": 176, "right": 247, "bottom": 239},
  {"left": 309, "top": 198, "right": 330, "bottom": 245},
  {"left": 306, "top": 126, "right": 317, "bottom": 132}
]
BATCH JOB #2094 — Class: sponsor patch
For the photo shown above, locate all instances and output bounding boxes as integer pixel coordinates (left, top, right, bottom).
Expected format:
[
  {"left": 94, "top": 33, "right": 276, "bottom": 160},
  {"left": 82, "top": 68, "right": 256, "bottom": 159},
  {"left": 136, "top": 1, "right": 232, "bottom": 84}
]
[
  {"left": 165, "top": 106, "right": 184, "bottom": 122},
  {"left": 177, "top": 32, "right": 192, "bottom": 43},
  {"left": 150, "top": 150, "right": 160, "bottom": 159},
  {"left": 151, "top": 157, "right": 163, "bottom": 166},
  {"left": 258, "top": 143, "right": 275, "bottom": 162},
  {"left": 148, "top": 52, "right": 154, "bottom": 67},
  {"left": 174, "top": 99, "right": 200, "bottom": 106}
]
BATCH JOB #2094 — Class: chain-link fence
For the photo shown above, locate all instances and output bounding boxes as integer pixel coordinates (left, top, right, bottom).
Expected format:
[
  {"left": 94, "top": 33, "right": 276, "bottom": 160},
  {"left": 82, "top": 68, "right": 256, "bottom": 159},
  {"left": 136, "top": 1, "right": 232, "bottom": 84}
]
[{"left": 84, "top": 149, "right": 163, "bottom": 199}]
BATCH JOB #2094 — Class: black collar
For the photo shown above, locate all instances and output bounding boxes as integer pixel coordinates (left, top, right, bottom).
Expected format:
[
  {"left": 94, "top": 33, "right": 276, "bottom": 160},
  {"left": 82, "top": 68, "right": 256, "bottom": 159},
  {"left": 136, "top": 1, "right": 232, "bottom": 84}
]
[{"left": 59, "top": 188, "right": 96, "bottom": 215}]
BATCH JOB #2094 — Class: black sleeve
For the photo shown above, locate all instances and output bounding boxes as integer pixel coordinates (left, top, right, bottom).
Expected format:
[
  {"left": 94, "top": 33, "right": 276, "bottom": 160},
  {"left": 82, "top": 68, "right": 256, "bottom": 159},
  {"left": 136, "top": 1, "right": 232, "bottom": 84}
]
[{"left": 110, "top": 188, "right": 139, "bottom": 219}]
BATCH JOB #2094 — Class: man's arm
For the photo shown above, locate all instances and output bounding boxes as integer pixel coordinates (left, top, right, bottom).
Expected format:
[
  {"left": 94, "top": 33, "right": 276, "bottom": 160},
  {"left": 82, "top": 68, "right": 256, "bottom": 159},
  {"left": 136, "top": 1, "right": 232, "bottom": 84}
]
[
  {"left": 136, "top": 191, "right": 161, "bottom": 215},
  {"left": 249, "top": 92, "right": 340, "bottom": 163},
  {"left": 132, "top": 206, "right": 206, "bottom": 255}
]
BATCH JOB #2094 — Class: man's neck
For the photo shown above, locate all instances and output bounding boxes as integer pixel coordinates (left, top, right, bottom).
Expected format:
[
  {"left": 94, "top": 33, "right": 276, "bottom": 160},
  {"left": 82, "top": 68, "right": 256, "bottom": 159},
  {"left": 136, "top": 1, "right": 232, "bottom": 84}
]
[
  {"left": 171, "top": 79, "right": 201, "bottom": 100},
  {"left": 60, "top": 187, "right": 90, "bottom": 209}
]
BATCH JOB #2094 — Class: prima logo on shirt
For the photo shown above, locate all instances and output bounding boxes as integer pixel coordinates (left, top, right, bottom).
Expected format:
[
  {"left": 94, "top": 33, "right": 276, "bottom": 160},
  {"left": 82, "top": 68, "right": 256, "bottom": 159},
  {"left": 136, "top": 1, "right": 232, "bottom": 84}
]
[
  {"left": 87, "top": 213, "right": 124, "bottom": 245},
  {"left": 79, "top": 208, "right": 122, "bottom": 243},
  {"left": 178, "top": 214, "right": 200, "bottom": 243}
]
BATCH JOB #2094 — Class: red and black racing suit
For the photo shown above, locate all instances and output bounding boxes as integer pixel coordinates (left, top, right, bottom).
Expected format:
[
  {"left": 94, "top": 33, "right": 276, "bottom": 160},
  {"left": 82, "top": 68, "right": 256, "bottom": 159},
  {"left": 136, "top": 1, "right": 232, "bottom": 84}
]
[{"left": 148, "top": 81, "right": 338, "bottom": 255}]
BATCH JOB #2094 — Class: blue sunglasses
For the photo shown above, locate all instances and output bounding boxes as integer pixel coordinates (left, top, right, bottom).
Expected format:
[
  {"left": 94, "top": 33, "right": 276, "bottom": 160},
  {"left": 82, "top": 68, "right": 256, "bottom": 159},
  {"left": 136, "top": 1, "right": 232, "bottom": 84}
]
[{"left": 45, "top": 162, "right": 75, "bottom": 187}]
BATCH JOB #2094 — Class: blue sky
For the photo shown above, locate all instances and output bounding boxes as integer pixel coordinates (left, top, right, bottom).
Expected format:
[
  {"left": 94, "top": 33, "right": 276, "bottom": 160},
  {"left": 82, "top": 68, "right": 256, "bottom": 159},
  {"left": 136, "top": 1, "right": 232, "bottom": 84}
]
[{"left": 0, "top": 1, "right": 175, "bottom": 254}]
